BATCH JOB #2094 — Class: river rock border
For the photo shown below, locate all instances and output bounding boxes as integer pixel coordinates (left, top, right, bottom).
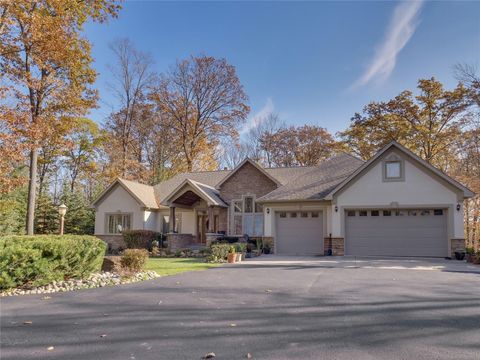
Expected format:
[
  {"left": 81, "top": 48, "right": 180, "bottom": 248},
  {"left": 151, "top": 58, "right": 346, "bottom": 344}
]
[{"left": 1, "top": 271, "right": 160, "bottom": 297}]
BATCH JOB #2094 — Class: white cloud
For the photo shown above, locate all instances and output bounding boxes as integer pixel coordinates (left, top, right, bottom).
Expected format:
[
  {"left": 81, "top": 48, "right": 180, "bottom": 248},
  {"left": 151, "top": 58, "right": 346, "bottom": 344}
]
[
  {"left": 351, "top": 1, "right": 424, "bottom": 89},
  {"left": 240, "top": 97, "right": 274, "bottom": 134}
]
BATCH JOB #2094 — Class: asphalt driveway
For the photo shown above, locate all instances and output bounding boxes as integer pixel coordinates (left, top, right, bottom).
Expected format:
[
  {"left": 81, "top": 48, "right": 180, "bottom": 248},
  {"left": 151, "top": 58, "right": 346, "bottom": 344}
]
[{"left": 1, "top": 257, "right": 480, "bottom": 360}]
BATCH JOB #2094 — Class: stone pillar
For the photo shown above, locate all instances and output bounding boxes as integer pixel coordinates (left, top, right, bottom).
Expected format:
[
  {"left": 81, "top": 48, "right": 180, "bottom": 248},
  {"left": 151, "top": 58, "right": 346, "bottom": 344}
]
[
  {"left": 207, "top": 206, "right": 214, "bottom": 233},
  {"left": 169, "top": 206, "right": 176, "bottom": 232},
  {"left": 324, "top": 237, "right": 344, "bottom": 256},
  {"left": 451, "top": 238, "right": 466, "bottom": 258}
]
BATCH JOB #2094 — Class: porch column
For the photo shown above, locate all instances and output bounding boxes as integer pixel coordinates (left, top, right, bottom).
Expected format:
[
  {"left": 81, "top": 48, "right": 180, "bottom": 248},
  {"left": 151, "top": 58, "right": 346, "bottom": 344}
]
[
  {"left": 169, "top": 206, "right": 176, "bottom": 232},
  {"left": 207, "top": 205, "right": 214, "bottom": 233}
]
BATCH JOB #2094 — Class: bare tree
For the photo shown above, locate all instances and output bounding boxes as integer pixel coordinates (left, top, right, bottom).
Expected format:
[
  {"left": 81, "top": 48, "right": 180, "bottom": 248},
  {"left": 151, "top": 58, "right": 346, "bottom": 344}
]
[{"left": 106, "top": 38, "right": 155, "bottom": 177}]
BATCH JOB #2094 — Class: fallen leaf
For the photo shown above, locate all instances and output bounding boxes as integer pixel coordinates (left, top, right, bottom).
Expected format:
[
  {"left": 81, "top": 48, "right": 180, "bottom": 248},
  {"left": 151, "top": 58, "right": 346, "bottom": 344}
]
[
  {"left": 175, "top": 281, "right": 181, "bottom": 285},
  {"left": 100, "top": 334, "right": 107, "bottom": 338},
  {"left": 204, "top": 352, "right": 216, "bottom": 359},
  {"left": 23, "top": 321, "right": 33, "bottom": 325},
  {"left": 246, "top": 353, "right": 253, "bottom": 359},
  {"left": 41, "top": 296, "right": 51, "bottom": 300},
  {"left": 157, "top": 300, "right": 163, "bottom": 305},
  {"left": 47, "top": 346, "right": 54, "bottom": 351},
  {"left": 103, "top": 313, "right": 109, "bottom": 316},
  {"left": 265, "top": 289, "right": 272, "bottom": 293},
  {"left": 230, "top": 323, "right": 237, "bottom": 327}
]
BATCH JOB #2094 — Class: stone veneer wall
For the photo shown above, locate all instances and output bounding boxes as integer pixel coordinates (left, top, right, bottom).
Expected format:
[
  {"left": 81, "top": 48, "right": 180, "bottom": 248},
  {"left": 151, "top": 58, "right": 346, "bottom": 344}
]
[
  {"left": 219, "top": 162, "right": 278, "bottom": 203},
  {"left": 96, "top": 235, "right": 125, "bottom": 251},
  {"left": 450, "top": 238, "right": 466, "bottom": 257},
  {"left": 324, "top": 237, "right": 344, "bottom": 256},
  {"left": 167, "top": 233, "right": 194, "bottom": 252}
]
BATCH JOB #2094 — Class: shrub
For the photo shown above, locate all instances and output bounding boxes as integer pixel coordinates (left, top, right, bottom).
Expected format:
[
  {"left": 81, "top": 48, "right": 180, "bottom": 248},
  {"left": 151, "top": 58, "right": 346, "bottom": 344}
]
[
  {"left": 210, "top": 243, "right": 231, "bottom": 262},
  {"left": 235, "top": 243, "right": 246, "bottom": 253},
  {"left": 120, "top": 249, "right": 148, "bottom": 272},
  {"left": 466, "top": 247, "right": 475, "bottom": 255},
  {"left": 0, "top": 235, "right": 106, "bottom": 290},
  {"left": 123, "top": 230, "right": 160, "bottom": 251}
]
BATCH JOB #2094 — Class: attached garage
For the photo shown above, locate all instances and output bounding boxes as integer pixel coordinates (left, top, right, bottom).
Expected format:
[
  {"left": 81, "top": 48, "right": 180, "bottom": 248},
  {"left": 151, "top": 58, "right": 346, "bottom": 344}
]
[
  {"left": 345, "top": 209, "right": 448, "bottom": 257},
  {"left": 275, "top": 211, "right": 323, "bottom": 255}
]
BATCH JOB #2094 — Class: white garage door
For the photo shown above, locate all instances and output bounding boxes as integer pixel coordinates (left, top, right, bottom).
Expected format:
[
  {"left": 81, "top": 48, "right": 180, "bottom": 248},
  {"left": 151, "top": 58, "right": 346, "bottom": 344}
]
[
  {"left": 275, "top": 211, "right": 323, "bottom": 255},
  {"left": 345, "top": 209, "right": 447, "bottom": 257}
]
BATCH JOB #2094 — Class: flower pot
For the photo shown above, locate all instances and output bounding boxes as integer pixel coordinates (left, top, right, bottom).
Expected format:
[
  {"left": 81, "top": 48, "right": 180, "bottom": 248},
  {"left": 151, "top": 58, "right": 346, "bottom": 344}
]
[
  {"left": 474, "top": 256, "right": 480, "bottom": 265},
  {"left": 227, "top": 253, "right": 236, "bottom": 263},
  {"left": 466, "top": 254, "right": 474, "bottom": 263},
  {"left": 235, "top": 253, "right": 242, "bottom": 262},
  {"left": 454, "top": 251, "right": 465, "bottom": 261},
  {"left": 241, "top": 252, "right": 246, "bottom": 261}
]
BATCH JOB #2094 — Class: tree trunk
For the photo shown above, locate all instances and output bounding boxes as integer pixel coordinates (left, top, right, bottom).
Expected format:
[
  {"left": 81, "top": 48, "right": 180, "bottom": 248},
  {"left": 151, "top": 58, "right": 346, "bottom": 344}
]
[{"left": 26, "top": 148, "right": 38, "bottom": 235}]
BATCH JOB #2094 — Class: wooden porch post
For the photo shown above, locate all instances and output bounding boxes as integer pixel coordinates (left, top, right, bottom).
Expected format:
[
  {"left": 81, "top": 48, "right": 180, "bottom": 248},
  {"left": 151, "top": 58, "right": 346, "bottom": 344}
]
[
  {"left": 207, "top": 205, "right": 214, "bottom": 233},
  {"left": 169, "top": 206, "right": 176, "bottom": 232}
]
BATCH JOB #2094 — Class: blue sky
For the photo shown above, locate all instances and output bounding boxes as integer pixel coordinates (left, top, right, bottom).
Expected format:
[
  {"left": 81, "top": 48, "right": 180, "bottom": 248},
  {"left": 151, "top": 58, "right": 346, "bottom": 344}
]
[{"left": 85, "top": 1, "right": 480, "bottom": 136}]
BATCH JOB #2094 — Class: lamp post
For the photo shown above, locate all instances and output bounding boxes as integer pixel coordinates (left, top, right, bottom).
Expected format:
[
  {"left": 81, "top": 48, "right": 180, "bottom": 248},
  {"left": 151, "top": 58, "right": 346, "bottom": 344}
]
[{"left": 58, "top": 204, "right": 67, "bottom": 235}]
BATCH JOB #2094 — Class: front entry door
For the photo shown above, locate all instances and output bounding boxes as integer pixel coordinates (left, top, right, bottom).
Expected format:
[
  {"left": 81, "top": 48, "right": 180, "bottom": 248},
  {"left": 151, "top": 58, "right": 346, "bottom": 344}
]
[{"left": 197, "top": 214, "right": 207, "bottom": 244}]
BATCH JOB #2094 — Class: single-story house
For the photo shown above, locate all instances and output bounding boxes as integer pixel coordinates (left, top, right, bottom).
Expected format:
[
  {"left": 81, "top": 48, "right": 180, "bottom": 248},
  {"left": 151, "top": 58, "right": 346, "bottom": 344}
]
[{"left": 92, "top": 141, "right": 474, "bottom": 257}]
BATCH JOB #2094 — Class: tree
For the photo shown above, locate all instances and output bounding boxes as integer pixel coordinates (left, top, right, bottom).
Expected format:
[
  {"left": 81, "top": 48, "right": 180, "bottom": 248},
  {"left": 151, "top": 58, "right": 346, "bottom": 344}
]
[
  {"left": 260, "top": 124, "right": 337, "bottom": 167},
  {"left": 150, "top": 56, "right": 250, "bottom": 172},
  {"left": 339, "top": 78, "right": 472, "bottom": 170},
  {"left": 105, "top": 38, "right": 155, "bottom": 178},
  {"left": 0, "top": 0, "right": 120, "bottom": 235}
]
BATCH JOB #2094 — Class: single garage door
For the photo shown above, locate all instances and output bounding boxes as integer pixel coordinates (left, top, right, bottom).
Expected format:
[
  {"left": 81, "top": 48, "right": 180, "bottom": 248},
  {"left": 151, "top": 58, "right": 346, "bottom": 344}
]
[
  {"left": 345, "top": 209, "right": 447, "bottom": 257},
  {"left": 275, "top": 211, "right": 323, "bottom": 255}
]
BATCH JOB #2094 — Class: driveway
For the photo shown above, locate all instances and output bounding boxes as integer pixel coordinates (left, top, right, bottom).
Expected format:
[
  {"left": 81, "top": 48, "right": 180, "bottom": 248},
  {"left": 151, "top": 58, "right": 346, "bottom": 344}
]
[{"left": 1, "top": 257, "right": 479, "bottom": 360}]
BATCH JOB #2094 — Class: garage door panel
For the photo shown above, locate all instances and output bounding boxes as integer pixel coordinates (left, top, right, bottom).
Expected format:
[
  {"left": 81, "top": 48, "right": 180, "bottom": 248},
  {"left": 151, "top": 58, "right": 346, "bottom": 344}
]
[
  {"left": 276, "top": 212, "right": 323, "bottom": 255},
  {"left": 345, "top": 210, "right": 447, "bottom": 257}
]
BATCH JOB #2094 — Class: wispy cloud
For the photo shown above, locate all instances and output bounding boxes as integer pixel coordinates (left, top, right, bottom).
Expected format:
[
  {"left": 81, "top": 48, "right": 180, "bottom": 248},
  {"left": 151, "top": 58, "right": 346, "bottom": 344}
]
[
  {"left": 351, "top": 1, "right": 424, "bottom": 90},
  {"left": 240, "top": 97, "right": 274, "bottom": 134}
]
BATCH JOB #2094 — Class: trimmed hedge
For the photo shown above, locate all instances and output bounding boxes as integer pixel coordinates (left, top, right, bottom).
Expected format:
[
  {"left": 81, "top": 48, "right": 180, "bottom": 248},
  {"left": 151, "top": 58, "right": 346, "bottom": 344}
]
[
  {"left": 0, "top": 235, "right": 106, "bottom": 290},
  {"left": 123, "top": 230, "right": 160, "bottom": 250}
]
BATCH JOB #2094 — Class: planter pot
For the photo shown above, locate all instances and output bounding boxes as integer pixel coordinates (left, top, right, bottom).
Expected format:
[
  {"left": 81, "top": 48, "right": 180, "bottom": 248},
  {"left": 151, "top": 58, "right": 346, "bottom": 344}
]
[
  {"left": 454, "top": 251, "right": 465, "bottom": 261},
  {"left": 474, "top": 256, "right": 480, "bottom": 265},
  {"left": 241, "top": 252, "right": 246, "bottom": 261},
  {"left": 466, "top": 254, "right": 474, "bottom": 263},
  {"left": 263, "top": 248, "right": 271, "bottom": 255},
  {"left": 227, "top": 253, "right": 236, "bottom": 263},
  {"left": 235, "top": 253, "right": 242, "bottom": 262}
]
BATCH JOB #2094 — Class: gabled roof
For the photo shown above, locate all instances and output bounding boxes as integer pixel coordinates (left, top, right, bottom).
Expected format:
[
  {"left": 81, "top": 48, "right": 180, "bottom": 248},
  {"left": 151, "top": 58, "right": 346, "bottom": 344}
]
[
  {"left": 215, "top": 158, "right": 282, "bottom": 189},
  {"left": 324, "top": 141, "right": 475, "bottom": 200},
  {"left": 257, "top": 153, "right": 365, "bottom": 202},
  {"left": 162, "top": 178, "right": 228, "bottom": 207},
  {"left": 91, "top": 178, "right": 160, "bottom": 209}
]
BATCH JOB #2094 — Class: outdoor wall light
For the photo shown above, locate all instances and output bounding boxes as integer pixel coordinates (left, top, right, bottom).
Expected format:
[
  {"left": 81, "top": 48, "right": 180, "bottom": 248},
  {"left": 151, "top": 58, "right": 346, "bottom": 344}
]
[
  {"left": 456, "top": 203, "right": 461, "bottom": 211},
  {"left": 58, "top": 204, "right": 67, "bottom": 235},
  {"left": 266, "top": 208, "right": 270, "bottom": 214},
  {"left": 335, "top": 205, "right": 338, "bottom": 212}
]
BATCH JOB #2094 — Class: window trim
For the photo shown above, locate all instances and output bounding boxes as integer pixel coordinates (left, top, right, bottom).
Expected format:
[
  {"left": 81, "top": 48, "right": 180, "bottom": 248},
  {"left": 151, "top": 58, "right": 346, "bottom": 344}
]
[
  {"left": 230, "top": 194, "right": 264, "bottom": 236},
  {"left": 382, "top": 155, "right": 405, "bottom": 182},
  {"left": 105, "top": 212, "right": 133, "bottom": 235}
]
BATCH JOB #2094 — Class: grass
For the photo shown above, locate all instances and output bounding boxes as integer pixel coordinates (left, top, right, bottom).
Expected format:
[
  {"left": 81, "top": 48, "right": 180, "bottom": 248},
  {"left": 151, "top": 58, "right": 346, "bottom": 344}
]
[{"left": 145, "top": 257, "right": 219, "bottom": 276}]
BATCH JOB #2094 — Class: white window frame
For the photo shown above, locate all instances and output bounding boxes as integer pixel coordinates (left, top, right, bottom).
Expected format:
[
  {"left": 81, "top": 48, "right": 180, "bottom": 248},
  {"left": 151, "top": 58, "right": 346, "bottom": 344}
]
[
  {"left": 382, "top": 155, "right": 405, "bottom": 182},
  {"left": 230, "top": 194, "right": 264, "bottom": 236},
  {"left": 105, "top": 213, "right": 133, "bottom": 234}
]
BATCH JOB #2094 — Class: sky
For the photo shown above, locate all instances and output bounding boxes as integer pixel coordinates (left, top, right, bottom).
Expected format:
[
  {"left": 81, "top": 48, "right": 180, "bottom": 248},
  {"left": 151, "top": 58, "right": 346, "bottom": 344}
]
[{"left": 84, "top": 0, "right": 480, "bottom": 136}]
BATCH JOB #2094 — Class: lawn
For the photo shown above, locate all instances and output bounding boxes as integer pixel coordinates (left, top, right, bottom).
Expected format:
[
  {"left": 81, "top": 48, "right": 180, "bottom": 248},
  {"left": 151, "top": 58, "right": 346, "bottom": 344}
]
[{"left": 145, "top": 257, "right": 219, "bottom": 276}]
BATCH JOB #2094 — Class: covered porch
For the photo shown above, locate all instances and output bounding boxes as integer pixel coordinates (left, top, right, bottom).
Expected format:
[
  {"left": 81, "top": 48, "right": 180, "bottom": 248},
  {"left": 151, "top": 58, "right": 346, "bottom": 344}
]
[{"left": 163, "top": 179, "right": 228, "bottom": 251}]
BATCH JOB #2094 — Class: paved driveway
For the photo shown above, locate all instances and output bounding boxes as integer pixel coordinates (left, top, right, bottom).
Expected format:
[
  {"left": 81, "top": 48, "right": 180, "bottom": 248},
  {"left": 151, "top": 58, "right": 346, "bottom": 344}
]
[{"left": 1, "top": 257, "right": 480, "bottom": 360}]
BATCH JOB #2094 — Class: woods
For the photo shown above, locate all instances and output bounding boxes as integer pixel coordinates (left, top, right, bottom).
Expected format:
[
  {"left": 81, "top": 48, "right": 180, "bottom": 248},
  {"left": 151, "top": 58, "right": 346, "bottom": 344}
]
[{"left": 0, "top": 2, "right": 478, "bottom": 250}]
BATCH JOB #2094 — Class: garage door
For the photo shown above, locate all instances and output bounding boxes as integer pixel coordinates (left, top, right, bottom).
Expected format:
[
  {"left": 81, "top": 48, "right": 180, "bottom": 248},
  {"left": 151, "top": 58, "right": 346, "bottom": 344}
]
[
  {"left": 345, "top": 209, "right": 447, "bottom": 257},
  {"left": 275, "top": 211, "right": 323, "bottom": 255}
]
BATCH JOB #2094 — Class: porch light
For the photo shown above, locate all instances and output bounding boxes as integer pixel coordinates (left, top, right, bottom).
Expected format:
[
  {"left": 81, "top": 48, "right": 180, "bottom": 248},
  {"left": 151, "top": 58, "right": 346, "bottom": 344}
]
[
  {"left": 58, "top": 204, "right": 67, "bottom": 235},
  {"left": 335, "top": 205, "right": 338, "bottom": 212},
  {"left": 266, "top": 208, "right": 270, "bottom": 214},
  {"left": 456, "top": 204, "right": 461, "bottom": 211}
]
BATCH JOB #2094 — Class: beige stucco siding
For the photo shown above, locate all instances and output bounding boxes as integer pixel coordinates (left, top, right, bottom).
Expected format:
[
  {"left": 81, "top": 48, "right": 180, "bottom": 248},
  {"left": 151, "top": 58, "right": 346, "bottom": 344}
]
[
  {"left": 94, "top": 184, "right": 158, "bottom": 235},
  {"left": 332, "top": 152, "right": 464, "bottom": 239}
]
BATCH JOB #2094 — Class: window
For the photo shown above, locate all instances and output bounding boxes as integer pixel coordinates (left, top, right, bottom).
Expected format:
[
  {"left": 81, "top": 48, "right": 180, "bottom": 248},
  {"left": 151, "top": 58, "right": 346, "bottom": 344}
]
[
  {"left": 254, "top": 215, "right": 264, "bottom": 236},
  {"left": 420, "top": 210, "right": 430, "bottom": 216},
  {"left": 244, "top": 197, "right": 253, "bottom": 213},
  {"left": 347, "top": 210, "right": 356, "bottom": 217},
  {"left": 385, "top": 161, "right": 401, "bottom": 178},
  {"left": 371, "top": 210, "right": 379, "bottom": 216},
  {"left": 311, "top": 212, "right": 319, "bottom": 218},
  {"left": 279, "top": 212, "right": 287, "bottom": 218},
  {"left": 290, "top": 212, "right": 297, "bottom": 218},
  {"left": 395, "top": 210, "right": 406, "bottom": 216},
  {"left": 234, "top": 215, "right": 242, "bottom": 235},
  {"left": 383, "top": 210, "right": 391, "bottom": 216},
  {"left": 107, "top": 214, "right": 131, "bottom": 234},
  {"left": 255, "top": 202, "right": 263, "bottom": 213},
  {"left": 301, "top": 212, "right": 308, "bottom": 218},
  {"left": 234, "top": 201, "right": 243, "bottom": 213},
  {"left": 359, "top": 211, "right": 367, "bottom": 216},
  {"left": 434, "top": 209, "right": 443, "bottom": 216},
  {"left": 408, "top": 210, "right": 417, "bottom": 216}
]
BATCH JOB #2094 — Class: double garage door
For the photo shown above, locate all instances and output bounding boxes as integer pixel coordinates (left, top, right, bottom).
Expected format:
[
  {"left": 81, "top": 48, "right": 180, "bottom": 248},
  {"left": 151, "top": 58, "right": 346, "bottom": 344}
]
[
  {"left": 275, "top": 211, "right": 323, "bottom": 255},
  {"left": 345, "top": 209, "right": 447, "bottom": 257}
]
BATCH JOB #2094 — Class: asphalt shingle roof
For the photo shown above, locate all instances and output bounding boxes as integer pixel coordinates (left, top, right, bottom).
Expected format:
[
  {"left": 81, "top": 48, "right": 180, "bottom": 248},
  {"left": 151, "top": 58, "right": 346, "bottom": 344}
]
[{"left": 117, "top": 178, "right": 160, "bottom": 209}]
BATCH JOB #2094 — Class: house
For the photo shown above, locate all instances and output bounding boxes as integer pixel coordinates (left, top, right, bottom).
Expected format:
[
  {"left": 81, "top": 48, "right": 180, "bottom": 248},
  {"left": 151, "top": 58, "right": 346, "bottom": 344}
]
[{"left": 92, "top": 141, "right": 474, "bottom": 258}]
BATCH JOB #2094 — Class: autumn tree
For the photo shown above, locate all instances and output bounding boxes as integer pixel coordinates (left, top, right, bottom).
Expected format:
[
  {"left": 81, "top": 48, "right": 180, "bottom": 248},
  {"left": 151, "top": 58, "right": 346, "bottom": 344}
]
[
  {"left": 105, "top": 38, "right": 155, "bottom": 179},
  {"left": 0, "top": 0, "right": 120, "bottom": 234},
  {"left": 150, "top": 56, "right": 250, "bottom": 172},
  {"left": 339, "top": 78, "right": 472, "bottom": 170},
  {"left": 260, "top": 124, "right": 337, "bottom": 167}
]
